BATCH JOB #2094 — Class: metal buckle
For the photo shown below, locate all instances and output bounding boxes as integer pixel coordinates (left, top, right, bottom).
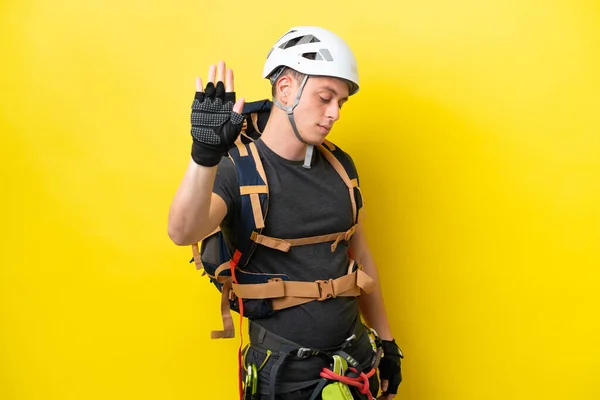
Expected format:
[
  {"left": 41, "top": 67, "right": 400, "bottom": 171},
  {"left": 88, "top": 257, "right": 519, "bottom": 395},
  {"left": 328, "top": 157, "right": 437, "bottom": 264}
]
[
  {"left": 296, "top": 348, "right": 313, "bottom": 359},
  {"left": 315, "top": 279, "right": 335, "bottom": 301},
  {"left": 344, "top": 333, "right": 356, "bottom": 347}
]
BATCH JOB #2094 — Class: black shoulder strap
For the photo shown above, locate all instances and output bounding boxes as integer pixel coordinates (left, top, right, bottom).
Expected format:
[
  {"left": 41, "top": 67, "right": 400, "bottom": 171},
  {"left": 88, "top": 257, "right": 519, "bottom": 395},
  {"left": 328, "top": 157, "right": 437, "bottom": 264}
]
[{"left": 227, "top": 141, "right": 269, "bottom": 267}]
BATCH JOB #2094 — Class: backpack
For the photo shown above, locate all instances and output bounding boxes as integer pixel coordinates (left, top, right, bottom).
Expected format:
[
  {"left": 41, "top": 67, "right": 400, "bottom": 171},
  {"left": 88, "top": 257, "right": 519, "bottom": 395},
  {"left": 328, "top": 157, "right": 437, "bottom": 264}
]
[{"left": 189, "top": 99, "right": 376, "bottom": 339}]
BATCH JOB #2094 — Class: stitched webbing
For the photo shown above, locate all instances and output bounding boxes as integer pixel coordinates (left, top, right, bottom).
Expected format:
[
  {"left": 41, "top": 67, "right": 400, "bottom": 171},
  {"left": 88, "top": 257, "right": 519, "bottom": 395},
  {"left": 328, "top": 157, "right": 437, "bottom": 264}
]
[
  {"left": 318, "top": 144, "right": 358, "bottom": 224},
  {"left": 237, "top": 142, "right": 268, "bottom": 231},
  {"left": 250, "top": 224, "right": 357, "bottom": 253},
  {"left": 230, "top": 264, "right": 376, "bottom": 311},
  {"left": 191, "top": 242, "right": 202, "bottom": 271},
  {"left": 210, "top": 279, "right": 235, "bottom": 339},
  {"left": 190, "top": 226, "right": 222, "bottom": 271}
]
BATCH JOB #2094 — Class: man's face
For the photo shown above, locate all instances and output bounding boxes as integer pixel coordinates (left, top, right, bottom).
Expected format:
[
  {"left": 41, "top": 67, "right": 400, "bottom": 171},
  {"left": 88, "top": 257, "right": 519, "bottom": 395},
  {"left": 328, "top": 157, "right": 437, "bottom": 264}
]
[{"left": 290, "top": 76, "right": 350, "bottom": 145}]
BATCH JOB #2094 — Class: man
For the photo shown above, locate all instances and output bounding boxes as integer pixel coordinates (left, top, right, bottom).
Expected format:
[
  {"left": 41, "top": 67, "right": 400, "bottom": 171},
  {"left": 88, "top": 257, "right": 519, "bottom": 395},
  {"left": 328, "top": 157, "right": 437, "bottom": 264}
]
[{"left": 168, "top": 26, "right": 402, "bottom": 400}]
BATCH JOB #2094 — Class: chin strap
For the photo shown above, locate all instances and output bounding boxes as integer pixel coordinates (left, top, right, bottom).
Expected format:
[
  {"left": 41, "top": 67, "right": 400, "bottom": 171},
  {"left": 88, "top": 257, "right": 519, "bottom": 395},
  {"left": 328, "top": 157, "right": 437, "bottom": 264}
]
[{"left": 272, "top": 74, "right": 315, "bottom": 169}]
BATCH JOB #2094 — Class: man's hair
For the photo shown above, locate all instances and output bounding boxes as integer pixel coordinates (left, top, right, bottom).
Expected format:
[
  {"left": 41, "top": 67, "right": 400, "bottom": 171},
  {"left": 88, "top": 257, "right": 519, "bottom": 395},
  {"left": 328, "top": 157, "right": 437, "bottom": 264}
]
[{"left": 270, "top": 67, "right": 306, "bottom": 98}]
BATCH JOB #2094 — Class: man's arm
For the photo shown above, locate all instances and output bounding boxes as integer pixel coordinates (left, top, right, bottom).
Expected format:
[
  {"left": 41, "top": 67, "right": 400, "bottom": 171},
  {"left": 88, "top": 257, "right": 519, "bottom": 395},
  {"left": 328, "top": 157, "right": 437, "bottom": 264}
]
[
  {"left": 167, "top": 61, "right": 244, "bottom": 246},
  {"left": 167, "top": 159, "right": 227, "bottom": 246},
  {"left": 350, "top": 222, "right": 394, "bottom": 340},
  {"left": 351, "top": 221, "right": 403, "bottom": 398}
]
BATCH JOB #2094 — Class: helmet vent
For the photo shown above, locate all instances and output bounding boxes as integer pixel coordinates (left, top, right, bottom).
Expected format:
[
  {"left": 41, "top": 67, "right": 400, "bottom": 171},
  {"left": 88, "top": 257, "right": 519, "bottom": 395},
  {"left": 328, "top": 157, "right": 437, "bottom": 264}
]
[
  {"left": 279, "top": 35, "right": 321, "bottom": 49},
  {"left": 301, "top": 49, "right": 334, "bottom": 62}
]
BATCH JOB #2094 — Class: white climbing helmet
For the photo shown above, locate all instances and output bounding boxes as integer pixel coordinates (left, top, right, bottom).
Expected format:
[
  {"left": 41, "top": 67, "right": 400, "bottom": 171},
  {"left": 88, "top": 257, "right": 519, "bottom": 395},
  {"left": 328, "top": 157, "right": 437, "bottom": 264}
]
[{"left": 262, "top": 26, "right": 360, "bottom": 95}]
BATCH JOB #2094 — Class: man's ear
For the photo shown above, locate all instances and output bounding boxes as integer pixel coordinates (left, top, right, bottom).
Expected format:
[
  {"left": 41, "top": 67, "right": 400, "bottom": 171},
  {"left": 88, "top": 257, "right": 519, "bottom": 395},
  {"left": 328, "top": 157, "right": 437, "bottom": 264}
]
[{"left": 276, "top": 75, "right": 294, "bottom": 105}]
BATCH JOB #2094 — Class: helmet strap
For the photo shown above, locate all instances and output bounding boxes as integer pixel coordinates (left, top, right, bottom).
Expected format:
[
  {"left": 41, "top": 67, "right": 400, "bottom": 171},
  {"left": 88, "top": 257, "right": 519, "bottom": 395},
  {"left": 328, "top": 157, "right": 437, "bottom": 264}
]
[{"left": 272, "top": 75, "right": 315, "bottom": 169}]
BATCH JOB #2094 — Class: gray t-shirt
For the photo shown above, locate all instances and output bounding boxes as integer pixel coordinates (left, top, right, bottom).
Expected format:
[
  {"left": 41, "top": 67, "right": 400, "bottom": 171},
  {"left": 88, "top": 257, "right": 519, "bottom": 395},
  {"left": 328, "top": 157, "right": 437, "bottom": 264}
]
[{"left": 213, "top": 138, "right": 361, "bottom": 350}]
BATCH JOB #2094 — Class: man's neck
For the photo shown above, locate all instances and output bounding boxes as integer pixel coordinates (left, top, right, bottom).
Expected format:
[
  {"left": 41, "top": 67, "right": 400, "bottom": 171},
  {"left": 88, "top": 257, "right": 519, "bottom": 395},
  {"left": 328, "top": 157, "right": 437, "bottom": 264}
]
[{"left": 260, "top": 111, "right": 308, "bottom": 162}]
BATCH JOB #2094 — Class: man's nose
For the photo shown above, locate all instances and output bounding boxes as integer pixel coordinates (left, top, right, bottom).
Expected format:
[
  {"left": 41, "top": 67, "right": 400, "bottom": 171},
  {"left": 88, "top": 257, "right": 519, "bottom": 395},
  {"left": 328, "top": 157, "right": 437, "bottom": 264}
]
[{"left": 326, "top": 103, "right": 340, "bottom": 122}]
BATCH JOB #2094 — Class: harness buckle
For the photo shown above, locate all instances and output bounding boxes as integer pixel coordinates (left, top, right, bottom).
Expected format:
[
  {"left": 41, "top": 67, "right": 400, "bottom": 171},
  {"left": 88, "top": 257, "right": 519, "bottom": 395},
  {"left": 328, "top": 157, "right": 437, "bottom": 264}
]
[
  {"left": 316, "top": 279, "right": 335, "bottom": 301},
  {"left": 296, "top": 348, "right": 314, "bottom": 359}
]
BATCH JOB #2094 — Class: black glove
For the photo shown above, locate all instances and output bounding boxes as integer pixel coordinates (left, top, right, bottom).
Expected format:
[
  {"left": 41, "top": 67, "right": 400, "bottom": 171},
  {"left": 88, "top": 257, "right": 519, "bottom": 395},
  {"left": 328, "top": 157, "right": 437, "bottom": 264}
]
[
  {"left": 378, "top": 339, "right": 403, "bottom": 395},
  {"left": 190, "top": 81, "right": 244, "bottom": 166}
]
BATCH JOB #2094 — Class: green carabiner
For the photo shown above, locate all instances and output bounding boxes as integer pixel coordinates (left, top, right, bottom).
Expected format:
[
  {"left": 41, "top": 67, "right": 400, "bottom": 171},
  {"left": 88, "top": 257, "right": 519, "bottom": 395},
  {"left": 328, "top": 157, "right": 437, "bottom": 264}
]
[
  {"left": 243, "top": 364, "right": 254, "bottom": 400},
  {"left": 251, "top": 363, "right": 258, "bottom": 399}
]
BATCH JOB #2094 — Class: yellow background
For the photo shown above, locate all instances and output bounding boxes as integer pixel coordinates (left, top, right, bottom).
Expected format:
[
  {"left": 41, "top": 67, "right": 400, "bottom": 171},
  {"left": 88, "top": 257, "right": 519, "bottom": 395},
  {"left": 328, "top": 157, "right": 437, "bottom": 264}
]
[{"left": 1, "top": 0, "right": 599, "bottom": 399}]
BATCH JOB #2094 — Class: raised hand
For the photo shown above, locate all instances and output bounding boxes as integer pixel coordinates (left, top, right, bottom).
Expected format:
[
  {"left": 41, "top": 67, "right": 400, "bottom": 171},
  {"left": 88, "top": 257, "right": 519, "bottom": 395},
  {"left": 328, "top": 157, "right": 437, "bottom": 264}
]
[{"left": 190, "top": 61, "right": 245, "bottom": 167}]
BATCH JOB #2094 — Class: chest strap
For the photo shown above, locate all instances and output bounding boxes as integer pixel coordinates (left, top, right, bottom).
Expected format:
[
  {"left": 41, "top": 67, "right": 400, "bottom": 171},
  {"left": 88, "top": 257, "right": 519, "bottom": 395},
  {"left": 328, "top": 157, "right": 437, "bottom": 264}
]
[{"left": 250, "top": 224, "right": 357, "bottom": 253}]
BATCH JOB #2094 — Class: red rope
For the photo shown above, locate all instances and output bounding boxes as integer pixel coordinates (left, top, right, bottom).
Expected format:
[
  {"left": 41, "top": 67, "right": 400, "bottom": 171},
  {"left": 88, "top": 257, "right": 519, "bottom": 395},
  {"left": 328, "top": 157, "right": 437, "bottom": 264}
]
[
  {"left": 230, "top": 250, "right": 244, "bottom": 400},
  {"left": 319, "top": 366, "right": 376, "bottom": 400}
]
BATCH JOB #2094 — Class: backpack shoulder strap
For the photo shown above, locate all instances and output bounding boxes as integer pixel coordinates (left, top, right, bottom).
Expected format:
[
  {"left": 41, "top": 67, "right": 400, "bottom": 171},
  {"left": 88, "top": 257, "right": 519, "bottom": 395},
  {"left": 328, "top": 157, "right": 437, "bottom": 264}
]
[
  {"left": 318, "top": 139, "right": 364, "bottom": 224},
  {"left": 227, "top": 141, "right": 269, "bottom": 267}
]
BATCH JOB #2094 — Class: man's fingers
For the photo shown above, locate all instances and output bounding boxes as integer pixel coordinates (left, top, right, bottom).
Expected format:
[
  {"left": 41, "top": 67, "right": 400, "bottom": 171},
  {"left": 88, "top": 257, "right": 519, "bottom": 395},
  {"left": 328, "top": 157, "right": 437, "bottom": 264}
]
[
  {"left": 216, "top": 61, "right": 225, "bottom": 84},
  {"left": 381, "top": 379, "right": 388, "bottom": 392},
  {"left": 233, "top": 98, "right": 245, "bottom": 114},
  {"left": 195, "top": 77, "right": 203, "bottom": 92},
  {"left": 226, "top": 68, "right": 234, "bottom": 92},
  {"left": 207, "top": 64, "right": 216, "bottom": 84}
]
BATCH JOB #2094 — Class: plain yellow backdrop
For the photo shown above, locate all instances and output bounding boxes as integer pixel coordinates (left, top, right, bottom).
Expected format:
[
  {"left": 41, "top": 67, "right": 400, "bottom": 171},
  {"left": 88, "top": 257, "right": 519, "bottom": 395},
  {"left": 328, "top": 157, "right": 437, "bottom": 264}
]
[{"left": 1, "top": 0, "right": 599, "bottom": 399}]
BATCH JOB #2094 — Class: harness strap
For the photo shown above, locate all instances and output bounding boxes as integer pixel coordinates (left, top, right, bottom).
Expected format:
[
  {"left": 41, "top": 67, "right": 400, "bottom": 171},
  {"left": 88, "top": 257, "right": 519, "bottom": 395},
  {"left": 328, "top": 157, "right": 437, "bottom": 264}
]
[
  {"left": 191, "top": 242, "right": 202, "bottom": 270},
  {"left": 248, "top": 318, "right": 370, "bottom": 400},
  {"left": 210, "top": 279, "right": 235, "bottom": 339},
  {"left": 236, "top": 140, "right": 249, "bottom": 156},
  {"left": 206, "top": 261, "right": 230, "bottom": 283},
  {"left": 231, "top": 262, "right": 376, "bottom": 311},
  {"left": 250, "top": 224, "right": 357, "bottom": 253},
  {"left": 318, "top": 143, "right": 358, "bottom": 224},
  {"left": 249, "top": 321, "right": 335, "bottom": 400},
  {"left": 237, "top": 142, "right": 269, "bottom": 230},
  {"left": 241, "top": 185, "right": 267, "bottom": 230},
  {"left": 190, "top": 225, "right": 222, "bottom": 271},
  {"left": 251, "top": 112, "right": 261, "bottom": 133},
  {"left": 210, "top": 264, "right": 375, "bottom": 345},
  {"left": 308, "top": 378, "right": 330, "bottom": 400}
]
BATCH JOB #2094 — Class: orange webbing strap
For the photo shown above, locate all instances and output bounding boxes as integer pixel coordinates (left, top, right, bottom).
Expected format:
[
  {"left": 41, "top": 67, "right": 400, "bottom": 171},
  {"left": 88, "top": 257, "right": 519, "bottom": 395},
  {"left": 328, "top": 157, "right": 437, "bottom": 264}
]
[
  {"left": 210, "top": 278, "right": 235, "bottom": 339},
  {"left": 250, "top": 224, "right": 357, "bottom": 252},
  {"left": 190, "top": 226, "right": 222, "bottom": 271},
  {"left": 237, "top": 143, "right": 268, "bottom": 230},
  {"left": 191, "top": 242, "right": 203, "bottom": 271},
  {"left": 350, "top": 177, "right": 364, "bottom": 222},
  {"left": 239, "top": 185, "right": 267, "bottom": 230},
  {"left": 248, "top": 142, "right": 267, "bottom": 183},
  {"left": 330, "top": 224, "right": 357, "bottom": 252},
  {"left": 230, "top": 261, "right": 377, "bottom": 310},
  {"left": 271, "top": 267, "right": 376, "bottom": 307},
  {"left": 233, "top": 120, "right": 250, "bottom": 155},
  {"left": 200, "top": 261, "right": 232, "bottom": 283},
  {"left": 318, "top": 144, "right": 358, "bottom": 223},
  {"left": 323, "top": 140, "right": 336, "bottom": 151},
  {"left": 236, "top": 141, "right": 249, "bottom": 156},
  {"left": 240, "top": 186, "right": 268, "bottom": 195},
  {"left": 251, "top": 113, "right": 262, "bottom": 133}
]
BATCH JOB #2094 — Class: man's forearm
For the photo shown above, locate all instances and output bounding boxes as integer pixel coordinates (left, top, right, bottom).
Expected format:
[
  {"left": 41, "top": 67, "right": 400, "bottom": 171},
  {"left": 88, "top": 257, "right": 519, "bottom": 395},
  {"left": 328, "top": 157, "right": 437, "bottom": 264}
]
[
  {"left": 167, "top": 157, "right": 217, "bottom": 245},
  {"left": 358, "top": 252, "right": 394, "bottom": 341}
]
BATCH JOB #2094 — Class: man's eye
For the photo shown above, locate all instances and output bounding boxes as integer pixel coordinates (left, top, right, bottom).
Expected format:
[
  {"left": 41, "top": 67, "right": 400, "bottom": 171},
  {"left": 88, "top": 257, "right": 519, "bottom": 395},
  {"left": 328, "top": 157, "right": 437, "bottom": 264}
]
[{"left": 319, "top": 96, "right": 331, "bottom": 103}]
